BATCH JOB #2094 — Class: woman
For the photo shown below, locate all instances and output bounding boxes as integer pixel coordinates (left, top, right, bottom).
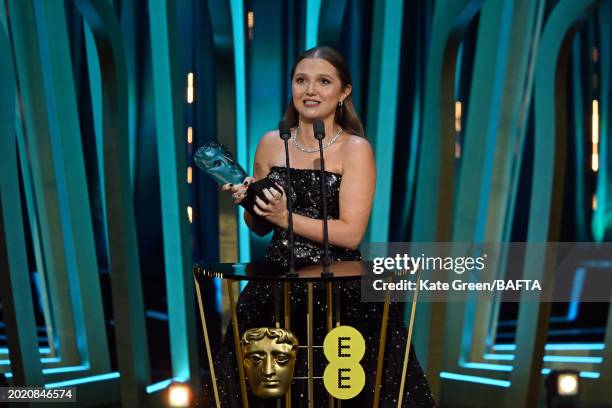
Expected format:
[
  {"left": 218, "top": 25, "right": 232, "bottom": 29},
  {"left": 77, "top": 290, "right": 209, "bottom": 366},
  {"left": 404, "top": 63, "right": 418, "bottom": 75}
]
[
  {"left": 227, "top": 47, "right": 372, "bottom": 266},
  {"left": 209, "top": 46, "right": 435, "bottom": 407}
]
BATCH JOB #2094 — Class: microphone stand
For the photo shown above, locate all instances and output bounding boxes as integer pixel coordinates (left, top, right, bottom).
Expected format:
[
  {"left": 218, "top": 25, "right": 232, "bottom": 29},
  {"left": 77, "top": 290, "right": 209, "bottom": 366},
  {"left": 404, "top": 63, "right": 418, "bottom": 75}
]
[
  {"left": 314, "top": 121, "right": 332, "bottom": 277},
  {"left": 279, "top": 123, "right": 297, "bottom": 277}
]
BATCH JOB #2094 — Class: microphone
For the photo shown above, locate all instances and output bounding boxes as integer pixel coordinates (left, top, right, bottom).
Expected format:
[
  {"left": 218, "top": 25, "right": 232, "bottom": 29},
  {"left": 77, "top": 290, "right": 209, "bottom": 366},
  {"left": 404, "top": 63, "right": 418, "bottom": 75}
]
[
  {"left": 313, "top": 119, "right": 332, "bottom": 277},
  {"left": 279, "top": 120, "right": 297, "bottom": 277}
]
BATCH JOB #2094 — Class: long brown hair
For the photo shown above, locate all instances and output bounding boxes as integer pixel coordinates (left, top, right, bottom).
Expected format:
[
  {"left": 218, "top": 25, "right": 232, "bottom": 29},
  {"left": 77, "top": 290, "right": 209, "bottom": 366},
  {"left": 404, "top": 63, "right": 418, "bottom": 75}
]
[{"left": 282, "top": 46, "right": 365, "bottom": 138}]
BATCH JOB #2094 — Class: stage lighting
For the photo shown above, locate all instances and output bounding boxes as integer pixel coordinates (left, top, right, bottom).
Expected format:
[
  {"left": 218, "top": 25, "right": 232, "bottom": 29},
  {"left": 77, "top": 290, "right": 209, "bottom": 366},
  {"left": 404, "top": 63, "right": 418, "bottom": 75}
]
[
  {"left": 558, "top": 373, "right": 579, "bottom": 396},
  {"left": 546, "top": 370, "right": 579, "bottom": 408},
  {"left": 167, "top": 382, "right": 192, "bottom": 408}
]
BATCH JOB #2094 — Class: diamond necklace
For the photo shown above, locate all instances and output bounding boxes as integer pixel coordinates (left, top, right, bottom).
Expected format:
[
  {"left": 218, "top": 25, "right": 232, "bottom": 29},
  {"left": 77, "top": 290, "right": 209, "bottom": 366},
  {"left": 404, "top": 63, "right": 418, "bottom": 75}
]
[{"left": 291, "top": 126, "right": 343, "bottom": 153}]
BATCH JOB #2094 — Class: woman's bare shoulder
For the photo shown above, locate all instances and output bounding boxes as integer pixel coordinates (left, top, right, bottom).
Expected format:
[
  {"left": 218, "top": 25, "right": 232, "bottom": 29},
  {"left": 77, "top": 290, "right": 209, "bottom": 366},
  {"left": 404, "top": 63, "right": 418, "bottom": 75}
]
[
  {"left": 341, "top": 134, "right": 374, "bottom": 157},
  {"left": 253, "top": 130, "right": 283, "bottom": 177},
  {"left": 257, "top": 130, "right": 283, "bottom": 153},
  {"left": 338, "top": 134, "right": 374, "bottom": 177}
]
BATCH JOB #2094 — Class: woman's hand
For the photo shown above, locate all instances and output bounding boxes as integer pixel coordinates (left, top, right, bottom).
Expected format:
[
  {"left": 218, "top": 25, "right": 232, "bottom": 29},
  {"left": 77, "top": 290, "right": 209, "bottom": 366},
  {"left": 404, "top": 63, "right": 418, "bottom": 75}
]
[
  {"left": 252, "top": 184, "right": 288, "bottom": 229},
  {"left": 221, "top": 177, "right": 254, "bottom": 204}
]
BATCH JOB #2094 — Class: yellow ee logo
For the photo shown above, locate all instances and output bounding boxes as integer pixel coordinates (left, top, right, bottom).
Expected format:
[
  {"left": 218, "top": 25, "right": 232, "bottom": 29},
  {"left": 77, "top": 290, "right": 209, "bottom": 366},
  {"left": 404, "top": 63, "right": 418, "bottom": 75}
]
[{"left": 322, "top": 326, "right": 366, "bottom": 399}]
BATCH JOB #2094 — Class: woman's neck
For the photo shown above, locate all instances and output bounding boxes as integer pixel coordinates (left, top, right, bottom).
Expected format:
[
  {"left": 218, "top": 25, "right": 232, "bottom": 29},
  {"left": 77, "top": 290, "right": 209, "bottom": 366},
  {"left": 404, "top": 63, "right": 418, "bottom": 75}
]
[{"left": 297, "top": 117, "right": 338, "bottom": 148}]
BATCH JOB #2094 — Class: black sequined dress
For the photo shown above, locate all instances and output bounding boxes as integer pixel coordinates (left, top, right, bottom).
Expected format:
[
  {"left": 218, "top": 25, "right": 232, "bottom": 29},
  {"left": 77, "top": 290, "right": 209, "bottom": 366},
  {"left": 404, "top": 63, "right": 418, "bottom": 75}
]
[{"left": 202, "top": 167, "right": 435, "bottom": 407}]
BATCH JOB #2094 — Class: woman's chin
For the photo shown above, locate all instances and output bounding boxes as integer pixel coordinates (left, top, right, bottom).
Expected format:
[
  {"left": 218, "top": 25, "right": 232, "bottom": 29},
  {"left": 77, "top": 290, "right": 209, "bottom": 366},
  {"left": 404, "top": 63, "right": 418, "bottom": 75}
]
[{"left": 296, "top": 109, "right": 334, "bottom": 121}]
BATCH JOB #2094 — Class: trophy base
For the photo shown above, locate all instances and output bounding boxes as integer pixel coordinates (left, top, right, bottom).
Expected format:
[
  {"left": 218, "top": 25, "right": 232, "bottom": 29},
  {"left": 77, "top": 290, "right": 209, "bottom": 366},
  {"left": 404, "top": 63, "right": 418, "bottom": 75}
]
[{"left": 240, "top": 178, "right": 280, "bottom": 215}]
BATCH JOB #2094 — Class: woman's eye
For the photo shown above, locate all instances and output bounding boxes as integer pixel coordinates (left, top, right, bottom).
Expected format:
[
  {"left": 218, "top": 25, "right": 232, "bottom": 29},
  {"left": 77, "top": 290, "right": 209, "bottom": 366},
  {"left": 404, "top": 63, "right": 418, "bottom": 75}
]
[
  {"left": 319, "top": 79, "right": 330, "bottom": 85},
  {"left": 295, "top": 77, "right": 305, "bottom": 84}
]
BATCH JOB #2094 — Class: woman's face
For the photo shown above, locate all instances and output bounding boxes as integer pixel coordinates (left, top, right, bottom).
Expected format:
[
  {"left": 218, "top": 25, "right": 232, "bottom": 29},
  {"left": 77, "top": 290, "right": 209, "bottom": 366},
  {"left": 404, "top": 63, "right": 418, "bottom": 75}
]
[{"left": 291, "top": 57, "right": 351, "bottom": 122}]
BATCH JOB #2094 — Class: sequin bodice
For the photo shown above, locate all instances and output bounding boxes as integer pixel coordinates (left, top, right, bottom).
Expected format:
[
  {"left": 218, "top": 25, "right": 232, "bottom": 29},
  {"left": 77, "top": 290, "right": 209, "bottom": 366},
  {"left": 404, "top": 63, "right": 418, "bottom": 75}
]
[{"left": 263, "top": 166, "right": 361, "bottom": 267}]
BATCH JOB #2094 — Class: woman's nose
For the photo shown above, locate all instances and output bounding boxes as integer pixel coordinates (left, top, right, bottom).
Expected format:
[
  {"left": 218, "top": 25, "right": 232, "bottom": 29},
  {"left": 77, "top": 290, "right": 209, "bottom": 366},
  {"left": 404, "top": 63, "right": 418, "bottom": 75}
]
[{"left": 306, "top": 81, "right": 316, "bottom": 94}]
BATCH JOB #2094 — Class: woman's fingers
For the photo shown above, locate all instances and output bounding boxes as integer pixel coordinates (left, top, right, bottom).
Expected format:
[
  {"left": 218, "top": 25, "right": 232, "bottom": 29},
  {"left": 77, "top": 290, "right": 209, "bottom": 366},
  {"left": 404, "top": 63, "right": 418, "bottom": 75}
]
[
  {"left": 222, "top": 177, "right": 256, "bottom": 206},
  {"left": 273, "top": 183, "right": 285, "bottom": 195},
  {"left": 262, "top": 188, "right": 276, "bottom": 202},
  {"left": 270, "top": 188, "right": 283, "bottom": 199},
  {"left": 252, "top": 204, "right": 266, "bottom": 217},
  {"left": 233, "top": 190, "right": 247, "bottom": 204},
  {"left": 255, "top": 196, "right": 268, "bottom": 211},
  {"left": 230, "top": 184, "right": 244, "bottom": 194}
]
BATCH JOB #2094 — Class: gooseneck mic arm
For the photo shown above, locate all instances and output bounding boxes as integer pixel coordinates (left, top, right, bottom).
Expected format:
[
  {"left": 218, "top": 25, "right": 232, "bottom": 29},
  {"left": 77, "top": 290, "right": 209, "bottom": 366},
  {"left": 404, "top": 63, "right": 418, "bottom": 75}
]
[
  {"left": 313, "top": 119, "right": 332, "bottom": 277},
  {"left": 279, "top": 120, "right": 297, "bottom": 277}
]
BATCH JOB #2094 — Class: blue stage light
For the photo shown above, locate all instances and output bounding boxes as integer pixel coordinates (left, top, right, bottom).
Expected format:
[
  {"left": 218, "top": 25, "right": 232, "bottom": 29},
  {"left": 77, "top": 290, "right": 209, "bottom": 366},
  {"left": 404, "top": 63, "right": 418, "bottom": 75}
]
[
  {"left": 440, "top": 371, "right": 511, "bottom": 387},
  {"left": 45, "top": 372, "right": 120, "bottom": 388}
]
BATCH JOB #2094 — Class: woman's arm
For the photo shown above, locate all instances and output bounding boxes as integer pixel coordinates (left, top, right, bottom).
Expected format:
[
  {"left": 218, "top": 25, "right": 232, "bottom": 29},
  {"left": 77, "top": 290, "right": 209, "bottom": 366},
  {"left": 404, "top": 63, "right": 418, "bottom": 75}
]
[{"left": 254, "top": 136, "right": 375, "bottom": 250}]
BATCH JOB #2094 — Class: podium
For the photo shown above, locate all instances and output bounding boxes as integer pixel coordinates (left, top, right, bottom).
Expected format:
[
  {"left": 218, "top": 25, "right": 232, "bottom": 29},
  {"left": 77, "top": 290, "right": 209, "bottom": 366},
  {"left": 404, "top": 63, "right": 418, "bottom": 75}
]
[{"left": 193, "top": 261, "right": 419, "bottom": 408}]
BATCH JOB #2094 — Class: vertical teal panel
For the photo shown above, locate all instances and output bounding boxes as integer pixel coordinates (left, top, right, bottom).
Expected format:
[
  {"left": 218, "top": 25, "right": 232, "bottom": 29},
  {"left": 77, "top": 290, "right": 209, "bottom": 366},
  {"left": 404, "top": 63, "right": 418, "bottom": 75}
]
[
  {"left": 593, "top": 3, "right": 610, "bottom": 240},
  {"left": 571, "top": 36, "right": 588, "bottom": 240},
  {"left": 247, "top": 1, "right": 282, "bottom": 175},
  {"left": 229, "top": 0, "right": 251, "bottom": 262},
  {"left": 442, "top": 0, "right": 543, "bottom": 378},
  {"left": 83, "top": 25, "right": 109, "bottom": 253},
  {"left": 398, "top": 1, "right": 432, "bottom": 240},
  {"left": 0, "top": 5, "right": 6, "bottom": 30},
  {"left": 119, "top": 0, "right": 137, "bottom": 186},
  {"left": 482, "top": 0, "right": 541, "bottom": 361},
  {"left": 73, "top": 0, "right": 151, "bottom": 404},
  {"left": 318, "top": 0, "right": 348, "bottom": 47},
  {"left": 33, "top": 0, "right": 110, "bottom": 372},
  {"left": 14, "top": 113, "right": 56, "bottom": 356},
  {"left": 205, "top": 0, "right": 241, "bottom": 291},
  {"left": 410, "top": 2, "right": 482, "bottom": 400},
  {"left": 306, "top": 0, "right": 322, "bottom": 48},
  {"left": 0, "top": 20, "right": 44, "bottom": 387},
  {"left": 247, "top": 0, "right": 283, "bottom": 256},
  {"left": 148, "top": 0, "right": 198, "bottom": 384},
  {"left": 509, "top": 1, "right": 601, "bottom": 407},
  {"left": 452, "top": 0, "right": 513, "bottom": 241},
  {"left": 501, "top": 0, "right": 546, "bottom": 243},
  {"left": 365, "top": 0, "right": 404, "bottom": 242},
  {"left": 411, "top": 0, "right": 482, "bottom": 242},
  {"left": 446, "top": 0, "right": 515, "bottom": 384},
  {"left": 7, "top": 0, "right": 80, "bottom": 365}
]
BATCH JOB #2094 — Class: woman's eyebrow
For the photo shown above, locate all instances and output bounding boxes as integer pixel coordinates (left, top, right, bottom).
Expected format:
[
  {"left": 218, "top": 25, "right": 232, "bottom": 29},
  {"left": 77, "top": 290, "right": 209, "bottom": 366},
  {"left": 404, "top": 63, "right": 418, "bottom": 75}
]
[{"left": 294, "top": 72, "right": 334, "bottom": 78}]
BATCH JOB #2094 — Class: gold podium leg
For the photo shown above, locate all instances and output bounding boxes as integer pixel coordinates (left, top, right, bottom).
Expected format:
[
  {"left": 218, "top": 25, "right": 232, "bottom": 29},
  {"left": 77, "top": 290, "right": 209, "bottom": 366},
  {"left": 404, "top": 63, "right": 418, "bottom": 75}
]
[
  {"left": 284, "top": 282, "right": 291, "bottom": 329},
  {"left": 307, "top": 282, "right": 314, "bottom": 408},
  {"left": 335, "top": 283, "right": 341, "bottom": 408},
  {"left": 227, "top": 280, "right": 249, "bottom": 408},
  {"left": 274, "top": 282, "right": 281, "bottom": 328},
  {"left": 398, "top": 270, "right": 422, "bottom": 407},
  {"left": 373, "top": 280, "right": 391, "bottom": 408},
  {"left": 326, "top": 282, "right": 333, "bottom": 331},
  {"left": 285, "top": 282, "right": 291, "bottom": 408},
  {"left": 326, "top": 282, "right": 334, "bottom": 408},
  {"left": 194, "top": 278, "right": 221, "bottom": 408},
  {"left": 335, "top": 282, "right": 341, "bottom": 327}
]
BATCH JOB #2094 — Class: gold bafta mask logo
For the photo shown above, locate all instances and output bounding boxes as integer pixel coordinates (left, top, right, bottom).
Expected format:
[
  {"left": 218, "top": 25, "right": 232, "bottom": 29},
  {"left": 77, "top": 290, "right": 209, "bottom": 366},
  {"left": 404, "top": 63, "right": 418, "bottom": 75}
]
[{"left": 241, "top": 328, "right": 299, "bottom": 399}]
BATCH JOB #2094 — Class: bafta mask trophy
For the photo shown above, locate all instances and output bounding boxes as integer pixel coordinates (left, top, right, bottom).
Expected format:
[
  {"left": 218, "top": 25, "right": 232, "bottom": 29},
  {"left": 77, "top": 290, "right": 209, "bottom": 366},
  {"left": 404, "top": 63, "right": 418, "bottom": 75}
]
[
  {"left": 194, "top": 141, "right": 278, "bottom": 214},
  {"left": 194, "top": 141, "right": 248, "bottom": 185},
  {"left": 241, "top": 328, "right": 299, "bottom": 399}
]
